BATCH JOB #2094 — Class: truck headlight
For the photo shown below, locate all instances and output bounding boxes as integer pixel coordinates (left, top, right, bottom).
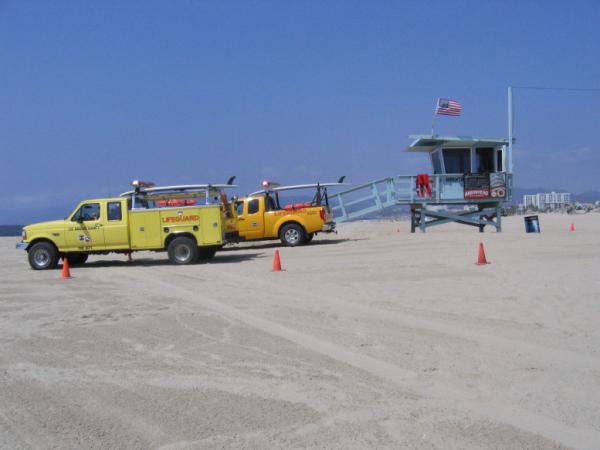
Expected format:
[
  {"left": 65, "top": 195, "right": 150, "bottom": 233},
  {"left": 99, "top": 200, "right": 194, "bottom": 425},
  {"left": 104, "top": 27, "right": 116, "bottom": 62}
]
[{"left": 21, "top": 230, "right": 27, "bottom": 241}]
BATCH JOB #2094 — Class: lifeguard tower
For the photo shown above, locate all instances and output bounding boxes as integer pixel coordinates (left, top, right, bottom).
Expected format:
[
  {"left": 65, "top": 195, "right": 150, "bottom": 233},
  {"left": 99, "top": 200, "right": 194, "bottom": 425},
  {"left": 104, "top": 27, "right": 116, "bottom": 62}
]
[{"left": 329, "top": 135, "right": 513, "bottom": 232}]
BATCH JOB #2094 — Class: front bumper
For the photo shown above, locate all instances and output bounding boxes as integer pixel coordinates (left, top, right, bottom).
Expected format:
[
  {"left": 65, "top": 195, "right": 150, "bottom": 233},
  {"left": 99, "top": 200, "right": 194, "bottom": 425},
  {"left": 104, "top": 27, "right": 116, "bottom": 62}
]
[
  {"left": 16, "top": 242, "right": 28, "bottom": 250},
  {"left": 321, "top": 223, "right": 336, "bottom": 233}
]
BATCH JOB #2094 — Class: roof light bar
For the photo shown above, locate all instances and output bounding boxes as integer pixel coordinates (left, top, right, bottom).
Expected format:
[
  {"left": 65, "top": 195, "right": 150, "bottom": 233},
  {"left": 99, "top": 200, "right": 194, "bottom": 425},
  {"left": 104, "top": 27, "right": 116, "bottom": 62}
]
[{"left": 131, "top": 180, "right": 156, "bottom": 188}]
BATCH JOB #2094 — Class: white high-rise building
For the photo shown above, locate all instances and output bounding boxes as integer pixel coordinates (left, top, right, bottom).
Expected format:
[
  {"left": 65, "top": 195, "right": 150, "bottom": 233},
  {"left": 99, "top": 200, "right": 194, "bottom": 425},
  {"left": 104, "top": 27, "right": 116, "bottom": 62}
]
[{"left": 523, "top": 192, "right": 571, "bottom": 210}]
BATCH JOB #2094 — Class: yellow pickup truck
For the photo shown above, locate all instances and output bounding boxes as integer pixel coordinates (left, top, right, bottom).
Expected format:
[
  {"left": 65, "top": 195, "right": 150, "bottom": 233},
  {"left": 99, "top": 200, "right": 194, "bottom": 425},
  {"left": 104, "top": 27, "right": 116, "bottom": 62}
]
[
  {"left": 16, "top": 181, "right": 238, "bottom": 269},
  {"left": 234, "top": 180, "right": 345, "bottom": 246}
]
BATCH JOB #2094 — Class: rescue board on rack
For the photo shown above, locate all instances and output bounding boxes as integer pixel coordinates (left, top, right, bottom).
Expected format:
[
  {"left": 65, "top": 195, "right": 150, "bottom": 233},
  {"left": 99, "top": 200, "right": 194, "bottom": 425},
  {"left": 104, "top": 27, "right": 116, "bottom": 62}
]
[
  {"left": 249, "top": 179, "right": 348, "bottom": 197},
  {"left": 120, "top": 184, "right": 238, "bottom": 197}
]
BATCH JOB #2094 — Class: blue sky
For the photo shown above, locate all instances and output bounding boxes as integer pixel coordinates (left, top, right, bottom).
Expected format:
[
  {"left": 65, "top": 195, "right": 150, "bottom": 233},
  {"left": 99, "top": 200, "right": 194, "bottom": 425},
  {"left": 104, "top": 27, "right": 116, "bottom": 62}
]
[{"left": 1, "top": 1, "right": 599, "bottom": 223}]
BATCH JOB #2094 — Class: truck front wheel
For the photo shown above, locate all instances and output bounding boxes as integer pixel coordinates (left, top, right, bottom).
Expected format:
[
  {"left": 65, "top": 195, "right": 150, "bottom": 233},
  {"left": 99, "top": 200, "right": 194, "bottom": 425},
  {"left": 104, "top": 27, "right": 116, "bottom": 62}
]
[
  {"left": 167, "top": 237, "right": 198, "bottom": 265},
  {"left": 28, "top": 242, "right": 60, "bottom": 270},
  {"left": 279, "top": 223, "right": 306, "bottom": 247}
]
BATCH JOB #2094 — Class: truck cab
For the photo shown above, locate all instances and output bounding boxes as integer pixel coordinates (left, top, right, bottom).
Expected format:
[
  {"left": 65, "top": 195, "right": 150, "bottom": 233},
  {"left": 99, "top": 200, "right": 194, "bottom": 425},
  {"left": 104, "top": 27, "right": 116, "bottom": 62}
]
[{"left": 65, "top": 198, "right": 130, "bottom": 252}]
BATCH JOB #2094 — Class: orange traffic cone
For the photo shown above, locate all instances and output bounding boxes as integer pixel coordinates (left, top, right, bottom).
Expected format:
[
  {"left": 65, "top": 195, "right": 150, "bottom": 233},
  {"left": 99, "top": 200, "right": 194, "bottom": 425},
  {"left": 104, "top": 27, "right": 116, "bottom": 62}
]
[
  {"left": 475, "top": 242, "right": 490, "bottom": 265},
  {"left": 272, "top": 250, "right": 282, "bottom": 272},
  {"left": 61, "top": 257, "right": 71, "bottom": 279},
  {"left": 570, "top": 223, "right": 575, "bottom": 232}
]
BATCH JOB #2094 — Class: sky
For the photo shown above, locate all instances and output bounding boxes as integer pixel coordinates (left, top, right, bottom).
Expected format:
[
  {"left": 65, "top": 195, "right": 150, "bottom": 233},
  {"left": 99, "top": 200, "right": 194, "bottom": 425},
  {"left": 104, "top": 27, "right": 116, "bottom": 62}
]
[{"left": 1, "top": 0, "right": 599, "bottom": 223}]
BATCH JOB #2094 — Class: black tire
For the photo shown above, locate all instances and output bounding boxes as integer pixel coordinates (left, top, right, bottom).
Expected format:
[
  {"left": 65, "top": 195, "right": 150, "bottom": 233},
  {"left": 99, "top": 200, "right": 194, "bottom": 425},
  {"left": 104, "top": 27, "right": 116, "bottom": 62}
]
[
  {"left": 197, "top": 246, "right": 218, "bottom": 261},
  {"left": 66, "top": 253, "right": 88, "bottom": 266},
  {"left": 305, "top": 233, "right": 315, "bottom": 243},
  {"left": 28, "top": 242, "right": 60, "bottom": 270},
  {"left": 279, "top": 223, "right": 306, "bottom": 247},
  {"left": 167, "top": 236, "right": 198, "bottom": 265}
]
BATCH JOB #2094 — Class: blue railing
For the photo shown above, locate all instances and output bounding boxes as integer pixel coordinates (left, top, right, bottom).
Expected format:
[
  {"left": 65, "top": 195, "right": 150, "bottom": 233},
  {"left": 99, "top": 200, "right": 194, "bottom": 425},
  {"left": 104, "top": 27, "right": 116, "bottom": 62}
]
[{"left": 330, "top": 173, "right": 512, "bottom": 222}]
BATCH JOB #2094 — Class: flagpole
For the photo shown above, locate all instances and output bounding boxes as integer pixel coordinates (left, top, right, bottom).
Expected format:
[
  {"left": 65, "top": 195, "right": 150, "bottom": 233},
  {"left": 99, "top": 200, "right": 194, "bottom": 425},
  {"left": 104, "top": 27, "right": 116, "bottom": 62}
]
[{"left": 431, "top": 98, "right": 438, "bottom": 135}]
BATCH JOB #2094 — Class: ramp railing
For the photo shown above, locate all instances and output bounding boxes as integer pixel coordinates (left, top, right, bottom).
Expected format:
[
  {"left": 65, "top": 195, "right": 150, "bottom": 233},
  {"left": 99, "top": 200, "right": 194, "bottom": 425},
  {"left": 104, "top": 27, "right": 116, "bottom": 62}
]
[
  {"left": 330, "top": 173, "right": 512, "bottom": 223},
  {"left": 330, "top": 176, "right": 413, "bottom": 222}
]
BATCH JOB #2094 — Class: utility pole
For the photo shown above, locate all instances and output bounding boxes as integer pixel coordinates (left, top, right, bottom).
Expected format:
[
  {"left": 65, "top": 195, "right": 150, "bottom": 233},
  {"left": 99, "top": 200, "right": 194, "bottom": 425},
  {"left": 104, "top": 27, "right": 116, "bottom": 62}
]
[
  {"left": 507, "top": 85, "right": 600, "bottom": 173},
  {"left": 507, "top": 86, "right": 513, "bottom": 173}
]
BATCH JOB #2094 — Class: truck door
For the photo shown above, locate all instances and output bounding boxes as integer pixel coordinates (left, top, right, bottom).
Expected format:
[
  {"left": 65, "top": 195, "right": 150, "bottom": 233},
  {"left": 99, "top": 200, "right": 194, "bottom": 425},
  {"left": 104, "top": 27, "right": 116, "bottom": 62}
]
[
  {"left": 237, "top": 198, "right": 264, "bottom": 240},
  {"left": 65, "top": 202, "right": 106, "bottom": 251},
  {"left": 103, "top": 200, "right": 129, "bottom": 249}
]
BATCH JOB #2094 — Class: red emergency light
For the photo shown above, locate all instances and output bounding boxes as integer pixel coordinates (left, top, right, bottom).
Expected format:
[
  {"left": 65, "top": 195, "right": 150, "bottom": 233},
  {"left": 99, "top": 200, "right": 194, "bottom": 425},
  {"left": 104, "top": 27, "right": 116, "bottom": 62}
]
[{"left": 131, "top": 180, "right": 156, "bottom": 188}]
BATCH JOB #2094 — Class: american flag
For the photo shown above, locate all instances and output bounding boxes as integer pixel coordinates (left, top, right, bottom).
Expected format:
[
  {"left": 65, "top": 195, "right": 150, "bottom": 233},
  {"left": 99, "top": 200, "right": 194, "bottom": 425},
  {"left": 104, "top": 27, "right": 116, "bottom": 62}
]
[{"left": 436, "top": 98, "right": 462, "bottom": 116}]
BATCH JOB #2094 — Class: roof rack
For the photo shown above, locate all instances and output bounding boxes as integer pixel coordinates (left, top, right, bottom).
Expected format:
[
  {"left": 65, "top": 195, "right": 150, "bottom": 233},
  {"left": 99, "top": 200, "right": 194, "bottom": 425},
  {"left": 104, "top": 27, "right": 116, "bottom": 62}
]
[
  {"left": 248, "top": 177, "right": 348, "bottom": 197},
  {"left": 120, "top": 176, "right": 238, "bottom": 197},
  {"left": 120, "top": 178, "right": 238, "bottom": 208},
  {"left": 120, "top": 184, "right": 238, "bottom": 197}
]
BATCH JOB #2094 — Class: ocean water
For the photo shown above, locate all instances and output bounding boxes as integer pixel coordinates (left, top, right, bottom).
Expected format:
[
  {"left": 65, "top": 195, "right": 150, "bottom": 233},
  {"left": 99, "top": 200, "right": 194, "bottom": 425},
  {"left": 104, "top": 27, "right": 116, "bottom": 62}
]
[{"left": 0, "top": 225, "right": 23, "bottom": 237}]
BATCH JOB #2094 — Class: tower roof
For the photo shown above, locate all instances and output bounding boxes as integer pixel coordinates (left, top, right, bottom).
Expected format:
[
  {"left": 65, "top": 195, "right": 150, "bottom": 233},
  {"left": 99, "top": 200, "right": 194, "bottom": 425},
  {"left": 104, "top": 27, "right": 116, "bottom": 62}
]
[{"left": 406, "top": 135, "right": 508, "bottom": 153}]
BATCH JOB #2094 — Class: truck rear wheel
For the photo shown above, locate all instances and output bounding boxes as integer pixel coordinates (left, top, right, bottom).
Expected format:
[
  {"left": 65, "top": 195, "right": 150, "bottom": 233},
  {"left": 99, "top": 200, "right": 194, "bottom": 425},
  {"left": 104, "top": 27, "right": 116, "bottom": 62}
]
[
  {"left": 167, "top": 237, "right": 198, "bottom": 265},
  {"left": 28, "top": 242, "right": 60, "bottom": 270},
  {"left": 197, "top": 246, "right": 218, "bottom": 261},
  {"left": 279, "top": 223, "right": 306, "bottom": 247}
]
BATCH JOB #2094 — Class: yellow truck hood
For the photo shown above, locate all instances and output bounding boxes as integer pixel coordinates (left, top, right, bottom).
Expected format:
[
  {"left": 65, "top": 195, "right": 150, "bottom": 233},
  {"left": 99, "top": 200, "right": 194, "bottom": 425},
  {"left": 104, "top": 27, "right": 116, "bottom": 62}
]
[{"left": 24, "top": 220, "right": 67, "bottom": 232}]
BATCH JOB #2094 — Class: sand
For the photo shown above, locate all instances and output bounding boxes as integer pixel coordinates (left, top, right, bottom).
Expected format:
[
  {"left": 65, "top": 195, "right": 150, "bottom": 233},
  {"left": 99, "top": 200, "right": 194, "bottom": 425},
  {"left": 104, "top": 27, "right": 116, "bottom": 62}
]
[{"left": 1, "top": 213, "right": 599, "bottom": 449}]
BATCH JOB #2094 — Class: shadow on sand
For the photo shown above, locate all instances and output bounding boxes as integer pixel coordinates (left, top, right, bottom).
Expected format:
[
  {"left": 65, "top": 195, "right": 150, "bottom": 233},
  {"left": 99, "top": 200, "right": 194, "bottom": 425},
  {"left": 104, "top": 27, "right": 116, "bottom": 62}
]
[
  {"left": 64, "top": 252, "right": 262, "bottom": 269},
  {"left": 59, "top": 238, "right": 360, "bottom": 270},
  {"left": 221, "top": 237, "right": 361, "bottom": 252}
]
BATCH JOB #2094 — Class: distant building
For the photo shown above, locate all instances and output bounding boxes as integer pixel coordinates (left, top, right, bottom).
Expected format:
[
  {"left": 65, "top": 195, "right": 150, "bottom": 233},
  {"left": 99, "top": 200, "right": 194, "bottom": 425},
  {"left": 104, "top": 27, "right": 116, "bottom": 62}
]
[{"left": 523, "top": 192, "right": 571, "bottom": 210}]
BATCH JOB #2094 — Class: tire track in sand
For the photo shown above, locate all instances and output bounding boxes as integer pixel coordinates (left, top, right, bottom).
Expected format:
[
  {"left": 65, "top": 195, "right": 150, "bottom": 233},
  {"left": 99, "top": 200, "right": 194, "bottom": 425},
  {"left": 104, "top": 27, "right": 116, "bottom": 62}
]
[
  {"left": 142, "top": 268, "right": 600, "bottom": 450},
  {"left": 156, "top": 264, "right": 600, "bottom": 374}
]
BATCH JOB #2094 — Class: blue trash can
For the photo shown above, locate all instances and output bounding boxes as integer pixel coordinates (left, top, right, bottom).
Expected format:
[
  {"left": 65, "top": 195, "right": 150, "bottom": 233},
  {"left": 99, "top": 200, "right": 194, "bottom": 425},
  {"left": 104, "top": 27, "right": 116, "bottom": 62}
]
[{"left": 524, "top": 215, "right": 540, "bottom": 233}]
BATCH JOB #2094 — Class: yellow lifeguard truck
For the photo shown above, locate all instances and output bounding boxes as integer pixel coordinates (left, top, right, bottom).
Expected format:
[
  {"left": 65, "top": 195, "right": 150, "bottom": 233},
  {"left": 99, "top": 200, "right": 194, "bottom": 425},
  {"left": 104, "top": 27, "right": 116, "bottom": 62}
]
[
  {"left": 234, "top": 179, "right": 345, "bottom": 246},
  {"left": 16, "top": 180, "right": 238, "bottom": 269}
]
